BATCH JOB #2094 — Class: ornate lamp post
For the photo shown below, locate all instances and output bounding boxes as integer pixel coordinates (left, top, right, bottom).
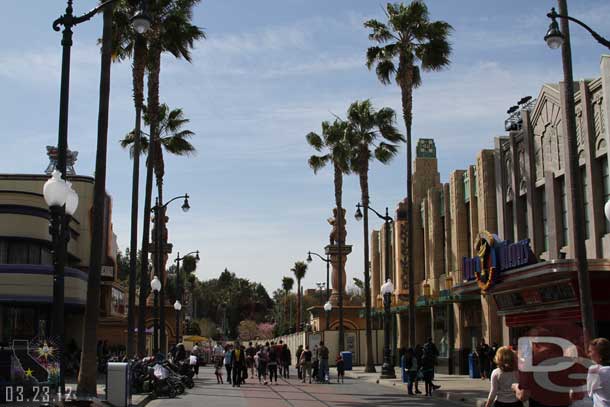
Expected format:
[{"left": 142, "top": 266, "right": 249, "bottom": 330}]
[
  {"left": 151, "top": 194, "right": 190, "bottom": 354},
  {"left": 306, "top": 251, "right": 331, "bottom": 329},
  {"left": 356, "top": 203, "right": 396, "bottom": 379},
  {"left": 43, "top": 171, "right": 78, "bottom": 393},
  {"left": 380, "top": 279, "right": 395, "bottom": 379},
  {"left": 173, "top": 250, "right": 199, "bottom": 344},
  {"left": 150, "top": 275, "right": 162, "bottom": 354},
  {"left": 544, "top": 1, "right": 610, "bottom": 342},
  {"left": 323, "top": 301, "right": 332, "bottom": 331}
]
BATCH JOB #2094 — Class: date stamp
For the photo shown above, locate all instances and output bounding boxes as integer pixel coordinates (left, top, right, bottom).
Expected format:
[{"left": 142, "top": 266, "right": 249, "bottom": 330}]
[{"left": 1, "top": 385, "right": 77, "bottom": 404}]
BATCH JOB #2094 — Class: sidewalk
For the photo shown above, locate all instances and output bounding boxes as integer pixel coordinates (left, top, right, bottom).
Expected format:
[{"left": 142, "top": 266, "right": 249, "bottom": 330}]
[
  {"left": 64, "top": 378, "right": 150, "bottom": 406},
  {"left": 344, "top": 365, "right": 489, "bottom": 406}
]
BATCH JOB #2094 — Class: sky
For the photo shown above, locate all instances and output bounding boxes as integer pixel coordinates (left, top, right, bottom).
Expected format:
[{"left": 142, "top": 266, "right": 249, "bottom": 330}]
[{"left": 1, "top": 0, "right": 609, "bottom": 295}]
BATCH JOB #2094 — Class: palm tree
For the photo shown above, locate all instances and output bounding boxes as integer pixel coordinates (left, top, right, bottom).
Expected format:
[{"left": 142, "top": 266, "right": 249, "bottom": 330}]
[
  {"left": 281, "top": 277, "right": 294, "bottom": 334},
  {"left": 345, "top": 99, "right": 403, "bottom": 372},
  {"left": 365, "top": 1, "right": 452, "bottom": 347},
  {"left": 108, "top": 0, "right": 149, "bottom": 358},
  {"left": 291, "top": 262, "right": 308, "bottom": 332},
  {"left": 307, "top": 119, "right": 351, "bottom": 350}
]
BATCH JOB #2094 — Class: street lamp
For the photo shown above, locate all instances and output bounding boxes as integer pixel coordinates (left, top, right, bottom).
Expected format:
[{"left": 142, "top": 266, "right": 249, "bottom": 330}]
[
  {"left": 544, "top": 0, "right": 610, "bottom": 342},
  {"left": 151, "top": 194, "right": 191, "bottom": 354},
  {"left": 43, "top": 171, "right": 78, "bottom": 393},
  {"left": 150, "top": 275, "right": 161, "bottom": 354},
  {"left": 356, "top": 203, "right": 396, "bottom": 379},
  {"left": 307, "top": 251, "right": 331, "bottom": 329},
  {"left": 174, "top": 250, "right": 199, "bottom": 344},
  {"left": 323, "top": 301, "right": 332, "bottom": 331},
  {"left": 380, "top": 279, "right": 395, "bottom": 379}
]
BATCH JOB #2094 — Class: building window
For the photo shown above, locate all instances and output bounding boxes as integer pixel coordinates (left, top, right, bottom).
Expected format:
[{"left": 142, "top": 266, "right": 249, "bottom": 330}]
[
  {"left": 466, "top": 204, "right": 472, "bottom": 256},
  {"left": 560, "top": 177, "right": 569, "bottom": 247},
  {"left": 464, "top": 175, "right": 470, "bottom": 203},
  {"left": 474, "top": 169, "right": 478, "bottom": 198},
  {"left": 8, "top": 242, "right": 29, "bottom": 264},
  {"left": 506, "top": 202, "right": 514, "bottom": 242},
  {"left": 0, "top": 239, "right": 52, "bottom": 265},
  {"left": 520, "top": 195, "right": 528, "bottom": 241},
  {"left": 581, "top": 166, "right": 590, "bottom": 240},
  {"left": 0, "top": 241, "right": 7, "bottom": 263},
  {"left": 540, "top": 186, "right": 549, "bottom": 252},
  {"left": 600, "top": 158, "right": 610, "bottom": 233},
  {"left": 441, "top": 215, "right": 447, "bottom": 274}
]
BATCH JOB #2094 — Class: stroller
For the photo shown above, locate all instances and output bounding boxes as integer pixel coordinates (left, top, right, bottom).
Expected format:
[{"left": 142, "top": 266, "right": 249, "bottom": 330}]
[{"left": 312, "top": 359, "right": 320, "bottom": 383}]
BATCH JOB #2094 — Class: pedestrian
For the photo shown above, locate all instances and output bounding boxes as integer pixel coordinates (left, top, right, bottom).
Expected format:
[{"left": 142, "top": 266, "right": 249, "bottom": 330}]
[
  {"left": 268, "top": 342, "right": 279, "bottom": 384},
  {"left": 282, "top": 344, "right": 291, "bottom": 379},
  {"left": 490, "top": 342, "right": 500, "bottom": 370},
  {"left": 336, "top": 354, "right": 345, "bottom": 384},
  {"left": 403, "top": 348, "right": 419, "bottom": 395},
  {"left": 421, "top": 349, "right": 435, "bottom": 396},
  {"left": 277, "top": 341, "right": 284, "bottom": 377},
  {"left": 318, "top": 341, "right": 329, "bottom": 383},
  {"left": 478, "top": 339, "right": 491, "bottom": 380},
  {"left": 224, "top": 344, "right": 233, "bottom": 384},
  {"left": 175, "top": 343, "right": 187, "bottom": 363},
  {"left": 585, "top": 337, "right": 610, "bottom": 406},
  {"left": 414, "top": 343, "right": 423, "bottom": 394},
  {"left": 422, "top": 338, "right": 441, "bottom": 390},
  {"left": 215, "top": 358, "right": 224, "bottom": 384},
  {"left": 246, "top": 341, "right": 256, "bottom": 379},
  {"left": 232, "top": 342, "right": 246, "bottom": 387},
  {"left": 312, "top": 359, "right": 319, "bottom": 383},
  {"left": 484, "top": 346, "right": 522, "bottom": 407},
  {"left": 257, "top": 344, "right": 269, "bottom": 384},
  {"left": 213, "top": 341, "right": 224, "bottom": 365},
  {"left": 300, "top": 345, "right": 313, "bottom": 384},
  {"left": 296, "top": 344, "right": 304, "bottom": 380}
]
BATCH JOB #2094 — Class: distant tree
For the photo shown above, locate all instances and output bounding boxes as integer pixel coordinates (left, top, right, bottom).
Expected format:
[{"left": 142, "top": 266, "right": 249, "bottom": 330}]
[{"left": 238, "top": 320, "right": 258, "bottom": 341}]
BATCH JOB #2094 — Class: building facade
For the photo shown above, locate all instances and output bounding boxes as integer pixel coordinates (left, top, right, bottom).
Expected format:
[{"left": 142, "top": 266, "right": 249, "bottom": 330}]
[{"left": 370, "top": 56, "right": 610, "bottom": 374}]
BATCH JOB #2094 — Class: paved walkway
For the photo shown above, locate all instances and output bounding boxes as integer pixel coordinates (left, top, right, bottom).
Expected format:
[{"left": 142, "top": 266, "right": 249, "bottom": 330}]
[
  {"left": 146, "top": 366, "right": 465, "bottom": 407},
  {"left": 344, "top": 366, "right": 489, "bottom": 407}
]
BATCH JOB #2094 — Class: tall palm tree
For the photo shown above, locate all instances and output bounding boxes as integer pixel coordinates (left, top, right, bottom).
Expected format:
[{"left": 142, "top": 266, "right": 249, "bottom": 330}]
[
  {"left": 345, "top": 99, "right": 403, "bottom": 372},
  {"left": 108, "top": 0, "right": 149, "bottom": 358},
  {"left": 145, "top": 2, "right": 204, "bottom": 352},
  {"left": 291, "top": 261, "right": 308, "bottom": 332},
  {"left": 365, "top": 1, "right": 452, "bottom": 347},
  {"left": 307, "top": 119, "right": 351, "bottom": 350},
  {"left": 282, "top": 277, "right": 294, "bottom": 334}
]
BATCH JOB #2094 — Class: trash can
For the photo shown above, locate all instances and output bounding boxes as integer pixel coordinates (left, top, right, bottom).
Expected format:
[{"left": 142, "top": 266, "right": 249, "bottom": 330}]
[
  {"left": 340, "top": 351, "right": 352, "bottom": 371},
  {"left": 106, "top": 362, "right": 130, "bottom": 407},
  {"left": 468, "top": 353, "right": 480, "bottom": 379}
]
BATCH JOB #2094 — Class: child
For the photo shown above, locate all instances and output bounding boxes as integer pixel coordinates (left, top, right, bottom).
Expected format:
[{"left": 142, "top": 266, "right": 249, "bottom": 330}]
[
  {"left": 312, "top": 358, "right": 319, "bottom": 383},
  {"left": 336, "top": 355, "right": 345, "bottom": 383},
  {"left": 215, "top": 359, "right": 224, "bottom": 384}
]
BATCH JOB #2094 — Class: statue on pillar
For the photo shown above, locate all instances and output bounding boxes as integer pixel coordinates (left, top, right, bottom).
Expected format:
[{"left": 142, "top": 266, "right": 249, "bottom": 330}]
[{"left": 325, "top": 207, "right": 352, "bottom": 305}]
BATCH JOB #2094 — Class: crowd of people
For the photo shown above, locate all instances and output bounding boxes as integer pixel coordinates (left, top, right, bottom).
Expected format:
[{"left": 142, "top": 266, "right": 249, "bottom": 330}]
[{"left": 401, "top": 338, "right": 442, "bottom": 396}]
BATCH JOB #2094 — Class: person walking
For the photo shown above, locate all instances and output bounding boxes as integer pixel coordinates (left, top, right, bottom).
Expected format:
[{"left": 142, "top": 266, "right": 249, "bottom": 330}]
[
  {"left": 231, "top": 342, "right": 245, "bottom": 387},
  {"left": 478, "top": 339, "right": 491, "bottom": 380},
  {"left": 585, "top": 337, "right": 610, "bottom": 407},
  {"left": 224, "top": 344, "right": 233, "bottom": 384},
  {"left": 300, "top": 345, "right": 313, "bottom": 384},
  {"left": 413, "top": 344, "right": 423, "bottom": 394},
  {"left": 191, "top": 342, "right": 201, "bottom": 378},
  {"left": 318, "top": 341, "right": 329, "bottom": 383},
  {"left": 277, "top": 341, "right": 285, "bottom": 377},
  {"left": 422, "top": 338, "right": 441, "bottom": 390},
  {"left": 336, "top": 354, "right": 345, "bottom": 384},
  {"left": 484, "top": 346, "right": 522, "bottom": 407},
  {"left": 421, "top": 349, "right": 436, "bottom": 396},
  {"left": 282, "top": 344, "right": 291, "bottom": 379},
  {"left": 257, "top": 345, "right": 269, "bottom": 384},
  {"left": 268, "top": 342, "right": 279, "bottom": 385},
  {"left": 246, "top": 342, "right": 256, "bottom": 379},
  {"left": 403, "top": 348, "right": 419, "bottom": 395},
  {"left": 296, "top": 344, "right": 303, "bottom": 380}
]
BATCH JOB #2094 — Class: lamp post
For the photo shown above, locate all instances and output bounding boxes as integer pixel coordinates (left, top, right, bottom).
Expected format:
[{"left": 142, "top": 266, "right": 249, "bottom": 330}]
[
  {"left": 356, "top": 203, "right": 396, "bottom": 379},
  {"left": 323, "top": 301, "right": 332, "bottom": 331},
  {"left": 380, "top": 279, "right": 395, "bottom": 379},
  {"left": 306, "top": 251, "right": 331, "bottom": 329},
  {"left": 43, "top": 171, "right": 78, "bottom": 393},
  {"left": 544, "top": 0, "right": 610, "bottom": 342},
  {"left": 150, "top": 275, "right": 161, "bottom": 354},
  {"left": 151, "top": 194, "right": 190, "bottom": 354},
  {"left": 174, "top": 250, "right": 199, "bottom": 344}
]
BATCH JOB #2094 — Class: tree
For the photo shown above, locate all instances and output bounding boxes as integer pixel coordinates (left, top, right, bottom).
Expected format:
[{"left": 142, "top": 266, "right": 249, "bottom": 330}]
[
  {"left": 365, "top": 1, "right": 452, "bottom": 347},
  {"left": 345, "top": 99, "right": 403, "bottom": 372},
  {"left": 291, "top": 262, "right": 308, "bottom": 333},
  {"left": 307, "top": 119, "right": 351, "bottom": 350},
  {"left": 108, "top": 0, "right": 149, "bottom": 359},
  {"left": 281, "top": 277, "right": 294, "bottom": 334},
  {"left": 238, "top": 320, "right": 258, "bottom": 341}
]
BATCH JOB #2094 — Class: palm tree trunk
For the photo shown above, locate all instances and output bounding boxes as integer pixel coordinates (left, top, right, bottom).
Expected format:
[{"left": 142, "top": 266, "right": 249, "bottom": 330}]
[
  {"left": 360, "top": 162, "right": 375, "bottom": 372},
  {"left": 127, "top": 34, "right": 146, "bottom": 359},
  {"left": 400, "top": 60, "right": 416, "bottom": 348},
  {"left": 296, "top": 280, "right": 301, "bottom": 333},
  {"left": 77, "top": 6, "right": 113, "bottom": 395},
  {"left": 334, "top": 164, "right": 345, "bottom": 352}
]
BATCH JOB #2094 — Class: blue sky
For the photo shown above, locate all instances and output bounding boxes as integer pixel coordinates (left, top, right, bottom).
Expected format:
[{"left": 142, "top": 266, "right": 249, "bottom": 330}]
[{"left": 1, "top": 0, "right": 609, "bottom": 294}]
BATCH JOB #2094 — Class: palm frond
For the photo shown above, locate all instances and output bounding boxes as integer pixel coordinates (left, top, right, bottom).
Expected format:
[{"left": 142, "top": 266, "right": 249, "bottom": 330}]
[
  {"left": 119, "top": 131, "right": 149, "bottom": 158},
  {"left": 374, "top": 142, "right": 400, "bottom": 164},
  {"left": 306, "top": 132, "right": 324, "bottom": 151},
  {"left": 308, "top": 154, "right": 330, "bottom": 174},
  {"left": 375, "top": 60, "right": 396, "bottom": 85}
]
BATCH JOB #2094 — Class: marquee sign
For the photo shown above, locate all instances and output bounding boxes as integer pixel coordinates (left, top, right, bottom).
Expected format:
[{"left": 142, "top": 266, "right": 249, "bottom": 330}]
[{"left": 463, "top": 231, "right": 536, "bottom": 292}]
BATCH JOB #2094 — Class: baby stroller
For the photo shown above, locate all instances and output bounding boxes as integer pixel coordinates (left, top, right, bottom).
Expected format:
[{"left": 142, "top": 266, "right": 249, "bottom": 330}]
[{"left": 312, "top": 359, "right": 320, "bottom": 383}]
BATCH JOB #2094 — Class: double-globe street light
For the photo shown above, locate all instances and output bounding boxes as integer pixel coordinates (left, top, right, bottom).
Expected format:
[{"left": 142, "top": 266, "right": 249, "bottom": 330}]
[
  {"left": 543, "top": 1, "right": 610, "bottom": 342},
  {"left": 174, "top": 250, "right": 200, "bottom": 344},
  {"left": 150, "top": 275, "right": 162, "bottom": 354},
  {"left": 151, "top": 194, "right": 191, "bottom": 354},
  {"left": 355, "top": 203, "right": 396, "bottom": 379},
  {"left": 306, "top": 251, "right": 331, "bottom": 330}
]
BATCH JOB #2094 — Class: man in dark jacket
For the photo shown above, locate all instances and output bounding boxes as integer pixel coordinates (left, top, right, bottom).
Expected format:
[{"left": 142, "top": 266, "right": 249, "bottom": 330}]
[{"left": 231, "top": 342, "right": 245, "bottom": 387}]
